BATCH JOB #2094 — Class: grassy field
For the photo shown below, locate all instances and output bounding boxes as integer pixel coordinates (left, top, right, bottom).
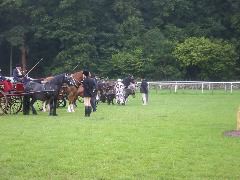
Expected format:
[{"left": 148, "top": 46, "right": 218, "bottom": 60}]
[{"left": 1, "top": 91, "right": 240, "bottom": 179}]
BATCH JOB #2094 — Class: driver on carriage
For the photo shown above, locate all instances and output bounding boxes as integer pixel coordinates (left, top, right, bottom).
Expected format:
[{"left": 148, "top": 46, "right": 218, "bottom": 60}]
[
  {"left": 0, "top": 68, "right": 5, "bottom": 81},
  {"left": 12, "top": 64, "right": 23, "bottom": 82},
  {"left": 122, "top": 74, "right": 135, "bottom": 89}
]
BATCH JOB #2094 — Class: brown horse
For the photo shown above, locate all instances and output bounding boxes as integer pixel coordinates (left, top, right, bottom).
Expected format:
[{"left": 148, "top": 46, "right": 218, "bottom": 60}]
[
  {"left": 39, "top": 72, "right": 84, "bottom": 113},
  {"left": 67, "top": 71, "right": 84, "bottom": 112}
]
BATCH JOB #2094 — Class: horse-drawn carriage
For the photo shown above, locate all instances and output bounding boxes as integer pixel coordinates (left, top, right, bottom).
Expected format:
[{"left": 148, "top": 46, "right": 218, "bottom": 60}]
[
  {"left": 0, "top": 73, "right": 73, "bottom": 116},
  {"left": 0, "top": 81, "right": 27, "bottom": 115}
]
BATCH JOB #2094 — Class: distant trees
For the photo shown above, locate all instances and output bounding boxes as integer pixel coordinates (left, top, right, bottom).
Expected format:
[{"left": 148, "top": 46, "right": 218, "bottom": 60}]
[
  {"left": 0, "top": 0, "right": 239, "bottom": 80},
  {"left": 173, "top": 37, "right": 238, "bottom": 80}
]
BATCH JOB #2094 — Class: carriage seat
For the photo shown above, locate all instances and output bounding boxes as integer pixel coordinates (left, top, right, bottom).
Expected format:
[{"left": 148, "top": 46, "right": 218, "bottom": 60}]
[{"left": 15, "top": 83, "right": 24, "bottom": 92}]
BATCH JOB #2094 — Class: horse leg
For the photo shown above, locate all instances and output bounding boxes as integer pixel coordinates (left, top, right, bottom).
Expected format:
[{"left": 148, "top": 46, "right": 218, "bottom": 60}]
[
  {"left": 67, "top": 100, "right": 75, "bottom": 112},
  {"left": 29, "top": 97, "right": 37, "bottom": 115},
  {"left": 71, "top": 103, "right": 75, "bottom": 112},
  {"left": 52, "top": 97, "right": 58, "bottom": 116},
  {"left": 67, "top": 101, "right": 72, "bottom": 112},
  {"left": 23, "top": 95, "right": 30, "bottom": 115},
  {"left": 42, "top": 101, "right": 47, "bottom": 112},
  {"left": 70, "top": 97, "right": 77, "bottom": 112},
  {"left": 67, "top": 94, "right": 74, "bottom": 112},
  {"left": 49, "top": 98, "right": 54, "bottom": 116}
]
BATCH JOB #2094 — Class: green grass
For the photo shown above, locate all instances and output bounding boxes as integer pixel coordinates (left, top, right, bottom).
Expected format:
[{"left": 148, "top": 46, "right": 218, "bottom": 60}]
[{"left": 1, "top": 91, "right": 240, "bottom": 179}]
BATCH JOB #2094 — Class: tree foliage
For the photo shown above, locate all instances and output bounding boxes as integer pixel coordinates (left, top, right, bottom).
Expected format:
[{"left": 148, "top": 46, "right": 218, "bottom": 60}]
[
  {"left": 173, "top": 37, "right": 238, "bottom": 80},
  {"left": 0, "top": 0, "right": 239, "bottom": 80}
]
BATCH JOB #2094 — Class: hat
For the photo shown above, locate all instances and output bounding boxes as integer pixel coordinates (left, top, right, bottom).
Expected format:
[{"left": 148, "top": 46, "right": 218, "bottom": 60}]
[
  {"left": 117, "top": 79, "right": 122, "bottom": 82},
  {"left": 16, "top": 64, "right": 21, "bottom": 67},
  {"left": 83, "top": 70, "right": 89, "bottom": 76}
]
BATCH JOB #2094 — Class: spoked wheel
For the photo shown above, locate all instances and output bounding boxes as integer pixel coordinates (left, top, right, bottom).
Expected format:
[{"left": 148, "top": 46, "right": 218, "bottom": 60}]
[
  {"left": 5, "top": 96, "right": 23, "bottom": 114},
  {"left": 57, "top": 98, "right": 66, "bottom": 108},
  {"left": 36, "top": 100, "right": 43, "bottom": 111},
  {"left": 0, "top": 93, "right": 8, "bottom": 115},
  {"left": 77, "top": 96, "right": 84, "bottom": 103}
]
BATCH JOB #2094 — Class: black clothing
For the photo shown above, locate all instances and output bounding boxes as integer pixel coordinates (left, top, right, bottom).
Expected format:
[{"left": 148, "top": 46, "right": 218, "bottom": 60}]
[
  {"left": 83, "top": 70, "right": 89, "bottom": 76},
  {"left": 83, "top": 77, "right": 95, "bottom": 97},
  {"left": 90, "top": 77, "right": 98, "bottom": 111},
  {"left": 0, "top": 72, "right": 6, "bottom": 81},
  {"left": 12, "top": 68, "right": 23, "bottom": 82},
  {"left": 140, "top": 80, "right": 148, "bottom": 94},
  {"left": 123, "top": 77, "right": 131, "bottom": 88}
]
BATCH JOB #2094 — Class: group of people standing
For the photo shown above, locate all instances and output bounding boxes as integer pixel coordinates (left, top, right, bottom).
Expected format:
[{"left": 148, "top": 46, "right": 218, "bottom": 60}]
[{"left": 82, "top": 72, "right": 149, "bottom": 117}]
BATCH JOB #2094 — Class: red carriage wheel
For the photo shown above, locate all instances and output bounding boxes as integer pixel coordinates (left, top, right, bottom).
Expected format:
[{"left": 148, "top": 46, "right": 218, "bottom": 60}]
[
  {"left": 0, "top": 92, "right": 8, "bottom": 115},
  {"left": 5, "top": 96, "right": 23, "bottom": 114}
]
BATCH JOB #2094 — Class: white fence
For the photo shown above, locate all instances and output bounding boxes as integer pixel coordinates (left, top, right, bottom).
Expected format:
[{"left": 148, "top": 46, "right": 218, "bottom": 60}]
[{"left": 137, "top": 81, "right": 240, "bottom": 93}]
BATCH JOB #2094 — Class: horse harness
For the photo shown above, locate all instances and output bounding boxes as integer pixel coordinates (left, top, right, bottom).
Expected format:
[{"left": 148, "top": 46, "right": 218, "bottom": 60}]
[{"left": 70, "top": 74, "right": 83, "bottom": 88}]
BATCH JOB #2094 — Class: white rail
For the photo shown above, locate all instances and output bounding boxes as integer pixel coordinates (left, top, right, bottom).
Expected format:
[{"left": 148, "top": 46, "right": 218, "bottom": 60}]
[{"left": 137, "top": 81, "right": 240, "bottom": 93}]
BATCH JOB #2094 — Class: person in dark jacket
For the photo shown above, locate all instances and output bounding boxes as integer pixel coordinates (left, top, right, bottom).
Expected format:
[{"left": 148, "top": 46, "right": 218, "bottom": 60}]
[
  {"left": 90, "top": 74, "right": 98, "bottom": 112},
  {"left": 140, "top": 78, "right": 148, "bottom": 105},
  {"left": 123, "top": 74, "right": 134, "bottom": 89},
  {"left": 82, "top": 70, "right": 95, "bottom": 117},
  {"left": 12, "top": 64, "right": 23, "bottom": 82},
  {"left": 0, "top": 68, "right": 6, "bottom": 81}
]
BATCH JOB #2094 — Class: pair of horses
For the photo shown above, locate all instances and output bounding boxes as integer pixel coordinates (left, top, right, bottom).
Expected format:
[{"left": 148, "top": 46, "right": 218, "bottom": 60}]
[{"left": 23, "top": 71, "right": 84, "bottom": 116}]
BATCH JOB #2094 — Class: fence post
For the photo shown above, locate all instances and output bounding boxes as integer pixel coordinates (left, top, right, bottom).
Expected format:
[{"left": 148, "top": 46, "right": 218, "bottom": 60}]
[
  {"left": 231, "top": 83, "right": 233, "bottom": 93},
  {"left": 201, "top": 83, "right": 204, "bottom": 93},
  {"left": 174, "top": 82, "right": 178, "bottom": 93}
]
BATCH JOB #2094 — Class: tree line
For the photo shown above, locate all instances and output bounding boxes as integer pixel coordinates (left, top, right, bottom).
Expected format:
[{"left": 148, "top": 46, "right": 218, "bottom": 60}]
[{"left": 0, "top": 0, "right": 240, "bottom": 80}]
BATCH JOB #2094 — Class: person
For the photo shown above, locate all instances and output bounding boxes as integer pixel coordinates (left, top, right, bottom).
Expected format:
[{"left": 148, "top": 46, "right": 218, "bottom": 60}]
[
  {"left": 90, "top": 74, "right": 98, "bottom": 112},
  {"left": 0, "top": 68, "right": 13, "bottom": 92},
  {"left": 140, "top": 77, "right": 148, "bottom": 105},
  {"left": 115, "top": 79, "right": 125, "bottom": 105},
  {"left": 82, "top": 70, "right": 95, "bottom": 117},
  {"left": 0, "top": 68, "right": 6, "bottom": 81},
  {"left": 12, "top": 64, "right": 23, "bottom": 82},
  {"left": 122, "top": 74, "right": 132, "bottom": 89}
]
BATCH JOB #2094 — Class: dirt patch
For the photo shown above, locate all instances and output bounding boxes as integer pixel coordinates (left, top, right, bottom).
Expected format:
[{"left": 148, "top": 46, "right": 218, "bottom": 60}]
[{"left": 224, "top": 130, "right": 240, "bottom": 137}]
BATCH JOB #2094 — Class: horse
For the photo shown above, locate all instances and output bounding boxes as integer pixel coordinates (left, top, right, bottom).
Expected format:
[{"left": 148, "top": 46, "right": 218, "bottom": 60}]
[
  {"left": 105, "top": 83, "right": 115, "bottom": 105},
  {"left": 66, "top": 71, "right": 84, "bottom": 112},
  {"left": 23, "top": 73, "right": 72, "bottom": 116},
  {"left": 124, "top": 83, "right": 136, "bottom": 100},
  {"left": 97, "top": 80, "right": 115, "bottom": 104}
]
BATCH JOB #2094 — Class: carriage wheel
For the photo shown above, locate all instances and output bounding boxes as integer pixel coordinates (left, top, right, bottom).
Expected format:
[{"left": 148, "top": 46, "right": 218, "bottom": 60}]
[
  {"left": 0, "top": 93, "right": 8, "bottom": 115},
  {"left": 5, "top": 96, "right": 23, "bottom": 114},
  {"left": 36, "top": 100, "right": 43, "bottom": 111},
  {"left": 77, "top": 96, "right": 84, "bottom": 103},
  {"left": 57, "top": 98, "right": 66, "bottom": 108}
]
